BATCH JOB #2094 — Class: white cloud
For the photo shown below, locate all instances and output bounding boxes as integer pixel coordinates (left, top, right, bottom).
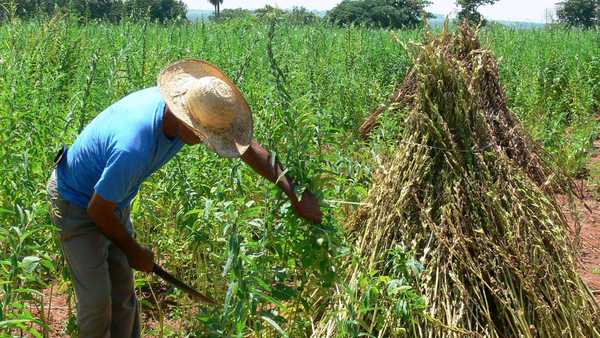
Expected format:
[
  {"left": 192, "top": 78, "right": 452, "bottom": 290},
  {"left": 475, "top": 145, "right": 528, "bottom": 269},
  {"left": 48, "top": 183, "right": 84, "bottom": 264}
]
[{"left": 479, "top": 0, "right": 559, "bottom": 23}]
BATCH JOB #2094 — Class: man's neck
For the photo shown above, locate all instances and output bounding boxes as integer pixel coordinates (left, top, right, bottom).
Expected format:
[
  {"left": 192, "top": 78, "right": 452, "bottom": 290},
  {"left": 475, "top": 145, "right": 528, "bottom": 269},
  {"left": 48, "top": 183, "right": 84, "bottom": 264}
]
[{"left": 162, "top": 106, "right": 178, "bottom": 140}]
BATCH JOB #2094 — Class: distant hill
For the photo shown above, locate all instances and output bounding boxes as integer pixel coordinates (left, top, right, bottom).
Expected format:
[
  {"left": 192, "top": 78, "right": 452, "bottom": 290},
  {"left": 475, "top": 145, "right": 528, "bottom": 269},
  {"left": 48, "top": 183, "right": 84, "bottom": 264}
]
[
  {"left": 188, "top": 9, "right": 212, "bottom": 21},
  {"left": 428, "top": 14, "right": 545, "bottom": 28},
  {"left": 492, "top": 20, "right": 545, "bottom": 28},
  {"left": 188, "top": 9, "right": 544, "bottom": 28},
  {"left": 428, "top": 14, "right": 448, "bottom": 26}
]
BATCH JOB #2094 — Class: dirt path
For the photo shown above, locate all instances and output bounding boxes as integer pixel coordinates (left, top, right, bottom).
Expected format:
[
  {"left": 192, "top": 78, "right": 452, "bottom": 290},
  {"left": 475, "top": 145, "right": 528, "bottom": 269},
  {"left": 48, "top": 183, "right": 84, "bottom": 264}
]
[
  {"left": 565, "top": 134, "right": 600, "bottom": 300},
  {"left": 28, "top": 282, "right": 185, "bottom": 337}
]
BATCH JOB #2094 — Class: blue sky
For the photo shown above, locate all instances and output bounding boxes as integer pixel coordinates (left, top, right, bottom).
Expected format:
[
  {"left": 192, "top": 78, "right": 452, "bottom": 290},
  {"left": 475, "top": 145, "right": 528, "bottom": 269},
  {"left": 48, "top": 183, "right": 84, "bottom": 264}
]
[{"left": 184, "top": 0, "right": 560, "bottom": 23}]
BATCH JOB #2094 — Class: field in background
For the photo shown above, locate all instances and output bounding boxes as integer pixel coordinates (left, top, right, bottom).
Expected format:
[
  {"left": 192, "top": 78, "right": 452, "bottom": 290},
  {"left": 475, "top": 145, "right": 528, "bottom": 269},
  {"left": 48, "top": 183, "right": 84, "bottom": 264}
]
[{"left": 0, "top": 16, "right": 598, "bottom": 337}]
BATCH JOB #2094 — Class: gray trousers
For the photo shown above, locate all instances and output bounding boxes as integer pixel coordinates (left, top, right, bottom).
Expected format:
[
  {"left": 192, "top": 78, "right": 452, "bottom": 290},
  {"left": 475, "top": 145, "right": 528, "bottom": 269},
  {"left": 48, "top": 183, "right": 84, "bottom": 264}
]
[{"left": 47, "top": 171, "right": 140, "bottom": 338}]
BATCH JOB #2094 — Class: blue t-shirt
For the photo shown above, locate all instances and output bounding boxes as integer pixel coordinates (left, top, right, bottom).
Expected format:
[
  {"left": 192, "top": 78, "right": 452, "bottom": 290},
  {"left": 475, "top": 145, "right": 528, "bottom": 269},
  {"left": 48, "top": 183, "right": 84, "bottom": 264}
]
[{"left": 56, "top": 87, "right": 184, "bottom": 210}]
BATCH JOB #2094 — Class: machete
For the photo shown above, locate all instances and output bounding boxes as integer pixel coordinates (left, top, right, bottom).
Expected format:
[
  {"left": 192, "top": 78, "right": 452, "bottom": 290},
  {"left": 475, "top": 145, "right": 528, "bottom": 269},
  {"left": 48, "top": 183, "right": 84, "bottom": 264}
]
[{"left": 153, "top": 264, "right": 218, "bottom": 305}]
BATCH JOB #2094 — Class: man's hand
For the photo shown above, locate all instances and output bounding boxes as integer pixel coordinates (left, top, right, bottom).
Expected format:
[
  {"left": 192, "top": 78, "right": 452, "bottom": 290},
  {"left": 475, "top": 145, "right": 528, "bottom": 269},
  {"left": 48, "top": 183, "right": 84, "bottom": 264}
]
[
  {"left": 126, "top": 243, "right": 155, "bottom": 273},
  {"left": 291, "top": 191, "right": 323, "bottom": 224},
  {"left": 88, "top": 192, "right": 155, "bottom": 273},
  {"left": 241, "top": 140, "right": 324, "bottom": 224}
]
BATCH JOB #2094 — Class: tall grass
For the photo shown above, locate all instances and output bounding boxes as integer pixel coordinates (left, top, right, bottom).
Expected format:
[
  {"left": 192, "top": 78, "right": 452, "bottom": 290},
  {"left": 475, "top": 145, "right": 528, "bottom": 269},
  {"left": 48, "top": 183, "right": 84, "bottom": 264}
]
[{"left": 0, "top": 16, "right": 598, "bottom": 336}]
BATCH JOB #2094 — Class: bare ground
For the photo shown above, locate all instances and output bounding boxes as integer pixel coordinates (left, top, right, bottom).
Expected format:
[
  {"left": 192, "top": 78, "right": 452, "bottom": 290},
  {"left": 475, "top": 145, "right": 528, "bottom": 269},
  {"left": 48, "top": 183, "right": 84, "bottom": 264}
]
[
  {"left": 27, "top": 281, "right": 186, "bottom": 337},
  {"left": 565, "top": 135, "right": 600, "bottom": 300}
]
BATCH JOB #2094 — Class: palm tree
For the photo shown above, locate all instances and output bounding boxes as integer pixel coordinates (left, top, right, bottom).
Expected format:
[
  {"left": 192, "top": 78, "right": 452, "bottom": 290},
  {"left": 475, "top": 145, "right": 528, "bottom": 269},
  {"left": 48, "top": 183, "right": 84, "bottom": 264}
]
[{"left": 208, "top": 0, "right": 223, "bottom": 17}]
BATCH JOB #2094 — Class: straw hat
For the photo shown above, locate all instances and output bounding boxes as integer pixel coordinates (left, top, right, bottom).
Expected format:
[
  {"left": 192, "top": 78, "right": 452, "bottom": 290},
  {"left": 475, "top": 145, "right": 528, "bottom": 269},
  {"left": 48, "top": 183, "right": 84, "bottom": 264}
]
[{"left": 158, "top": 59, "right": 253, "bottom": 158}]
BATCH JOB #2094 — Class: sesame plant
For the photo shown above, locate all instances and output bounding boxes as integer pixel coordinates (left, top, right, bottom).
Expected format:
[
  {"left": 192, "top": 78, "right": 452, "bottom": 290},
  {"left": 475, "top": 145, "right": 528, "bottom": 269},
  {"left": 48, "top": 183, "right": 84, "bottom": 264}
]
[{"left": 0, "top": 14, "right": 598, "bottom": 337}]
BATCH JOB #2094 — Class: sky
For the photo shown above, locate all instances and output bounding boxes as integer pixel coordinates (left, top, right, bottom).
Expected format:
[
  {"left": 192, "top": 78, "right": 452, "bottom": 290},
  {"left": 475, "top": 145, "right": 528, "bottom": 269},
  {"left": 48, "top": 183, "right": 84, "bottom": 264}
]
[{"left": 184, "top": 0, "right": 561, "bottom": 23}]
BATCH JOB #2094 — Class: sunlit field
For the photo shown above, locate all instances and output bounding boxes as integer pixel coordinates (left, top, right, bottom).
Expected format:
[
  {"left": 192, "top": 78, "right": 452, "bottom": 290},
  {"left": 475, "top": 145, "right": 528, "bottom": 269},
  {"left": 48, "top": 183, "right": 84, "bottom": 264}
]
[{"left": 1, "top": 16, "right": 598, "bottom": 336}]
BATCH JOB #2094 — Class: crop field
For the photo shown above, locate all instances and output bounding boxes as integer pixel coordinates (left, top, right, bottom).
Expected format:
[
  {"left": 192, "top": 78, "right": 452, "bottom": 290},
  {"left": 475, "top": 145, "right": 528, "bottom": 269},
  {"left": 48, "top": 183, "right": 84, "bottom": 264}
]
[{"left": 0, "top": 15, "right": 599, "bottom": 337}]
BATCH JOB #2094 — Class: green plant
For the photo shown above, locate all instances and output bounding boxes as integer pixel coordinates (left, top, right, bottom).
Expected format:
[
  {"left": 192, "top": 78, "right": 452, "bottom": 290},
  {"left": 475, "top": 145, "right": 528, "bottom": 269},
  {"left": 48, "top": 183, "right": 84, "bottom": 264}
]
[{"left": 1, "top": 15, "right": 598, "bottom": 337}]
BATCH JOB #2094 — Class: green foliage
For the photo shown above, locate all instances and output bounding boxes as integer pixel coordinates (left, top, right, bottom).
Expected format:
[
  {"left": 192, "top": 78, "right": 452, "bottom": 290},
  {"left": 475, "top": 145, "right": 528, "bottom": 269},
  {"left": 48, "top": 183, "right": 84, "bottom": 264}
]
[
  {"left": 122, "top": 0, "right": 188, "bottom": 23},
  {"left": 488, "top": 28, "right": 600, "bottom": 175},
  {"left": 0, "top": 16, "right": 598, "bottom": 337},
  {"left": 0, "top": 17, "right": 408, "bottom": 336},
  {"left": 557, "top": 0, "right": 599, "bottom": 28},
  {"left": 285, "top": 6, "right": 321, "bottom": 25},
  {"left": 256, "top": 5, "right": 321, "bottom": 25},
  {"left": 254, "top": 4, "right": 285, "bottom": 20},
  {"left": 0, "top": 0, "right": 188, "bottom": 22},
  {"left": 210, "top": 8, "right": 253, "bottom": 22},
  {"left": 456, "top": 0, "right": 499, "bottom": 25},
  {"left": 207, "top": 0, "right": 223, "bottom": 17},
  {"left": 0, "top": 0, "right": 70, "bottom": 20},
  {"left": 325, "top": 246, "right": 426, "bottom": 337},
  {"left": 327, "top": 0, "right": 432, "bottom": 29},
  {"left": 211, "top": 6, "right": 321, "bottom": 25}
]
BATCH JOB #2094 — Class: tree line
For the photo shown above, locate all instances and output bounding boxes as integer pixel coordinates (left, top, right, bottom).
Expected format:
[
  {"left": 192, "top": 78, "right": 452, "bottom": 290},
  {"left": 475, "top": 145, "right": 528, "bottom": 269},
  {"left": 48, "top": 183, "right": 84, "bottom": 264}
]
[
  {"left": 1, "top": 0, "right": 598, "bottom": 28},
  {"left": 213, "top": 0, "right": 598, "bottom": 29},
  {"left": 0, "top": 0, "right": 188, "bottom": 22},
  {"left": 556, "top": 0, "right": 599, "bottom": 27},
  {"left": 325, "top": 0, "right": 599, "bottom": 28}
]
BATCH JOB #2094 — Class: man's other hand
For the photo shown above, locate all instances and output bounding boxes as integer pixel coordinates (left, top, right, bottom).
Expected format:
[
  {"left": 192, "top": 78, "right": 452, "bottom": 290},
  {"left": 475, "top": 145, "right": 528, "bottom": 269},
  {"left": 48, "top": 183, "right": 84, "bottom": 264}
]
[
  {"left": 127, "top": 244, "right": 155, "bottom": 273},
  {"left": 292, "top": 191, "right": 323, "bottom": 224}
]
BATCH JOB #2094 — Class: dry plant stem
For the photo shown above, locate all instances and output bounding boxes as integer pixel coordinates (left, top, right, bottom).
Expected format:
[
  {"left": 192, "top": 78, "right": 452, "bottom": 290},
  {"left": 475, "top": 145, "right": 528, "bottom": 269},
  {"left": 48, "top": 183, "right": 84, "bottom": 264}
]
[
  {"left": 360, "top": 23, "right": 573, "bottom": 195},
  {"left": 45, "top": 284, "right": 54, "bottom": 337},
  {"left": 149, "top": 282, "right": 164, "bottom": 338},
  {"left": 313, "top": 23, "right": 600, "bottom": 338}
]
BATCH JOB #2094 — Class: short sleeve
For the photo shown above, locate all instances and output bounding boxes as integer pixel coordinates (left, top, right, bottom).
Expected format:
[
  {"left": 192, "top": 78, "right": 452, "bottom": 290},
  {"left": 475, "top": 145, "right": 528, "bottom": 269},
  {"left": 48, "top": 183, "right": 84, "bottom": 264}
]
[{"left": 94, "top": 149, "right": 145, "bottom": 204}]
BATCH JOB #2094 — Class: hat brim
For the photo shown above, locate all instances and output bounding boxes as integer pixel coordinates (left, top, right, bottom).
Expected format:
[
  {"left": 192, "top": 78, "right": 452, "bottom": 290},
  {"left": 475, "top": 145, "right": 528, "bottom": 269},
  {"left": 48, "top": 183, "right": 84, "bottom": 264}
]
[{"left": 158, "top": 59, "right": 253, "bottom": 158}]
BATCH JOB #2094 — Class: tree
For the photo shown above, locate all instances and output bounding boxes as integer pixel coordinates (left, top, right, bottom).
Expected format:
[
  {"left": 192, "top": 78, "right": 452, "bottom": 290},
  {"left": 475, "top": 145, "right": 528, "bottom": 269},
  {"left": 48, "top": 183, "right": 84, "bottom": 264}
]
[
  {"left": 287, "top": 6, "right": 320, "bottom": 25},
  {"left": 556, "top": 0, "right": 599, "bottom": 28},
  {"left": 208, "top": 0, "right": 222, "bottom": 17},
  {"left": 1, "top": 0, "right": 71, "bottom": 19},
  {"left": 116, "top": 0, "right": 187, "bottom": 22},
  {"left": 71, "top": 0, "right": 124, "bottom": 22},
  {"left": 456, "top": 0, "right": 498, "bottom": 25},
  {"left": 209, "top": 6, "right": 320, "bottom": 25},
  {"left": 210, "top": 7, "right": 251, "bottom": 21},
  {"left": 0, "top": 0, "right": 187, "bottom": 22},
  {"left": 328, "top": 0, "right": 432, "bottom": 29},
  {"left": 254, "top": 4, "right": 285, "bottom": 20}
]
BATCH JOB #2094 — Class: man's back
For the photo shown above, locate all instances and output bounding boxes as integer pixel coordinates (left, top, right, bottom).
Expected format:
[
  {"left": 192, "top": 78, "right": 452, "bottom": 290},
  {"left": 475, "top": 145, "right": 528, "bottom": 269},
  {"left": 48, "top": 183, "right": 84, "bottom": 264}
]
[{"left": 57, "top": 87, "right": 184, "bottom": 210}]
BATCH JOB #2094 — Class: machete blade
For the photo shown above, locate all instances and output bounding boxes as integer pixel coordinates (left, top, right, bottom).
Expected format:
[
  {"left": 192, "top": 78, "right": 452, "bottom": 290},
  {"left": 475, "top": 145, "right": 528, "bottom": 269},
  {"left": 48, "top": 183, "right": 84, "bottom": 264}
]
[{"left": 153, "top": 264, "right": 218, "bottom": 305}]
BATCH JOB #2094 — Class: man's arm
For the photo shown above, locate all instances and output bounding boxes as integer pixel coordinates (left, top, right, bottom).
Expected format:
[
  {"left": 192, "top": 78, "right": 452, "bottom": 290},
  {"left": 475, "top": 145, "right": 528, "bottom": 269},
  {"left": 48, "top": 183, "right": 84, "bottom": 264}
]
[
  {"left": 240, "top": 140, "right": 323, "bottom": 224},
  {"left": 87, "top": 193, "right": 154, "bottom": 272}
]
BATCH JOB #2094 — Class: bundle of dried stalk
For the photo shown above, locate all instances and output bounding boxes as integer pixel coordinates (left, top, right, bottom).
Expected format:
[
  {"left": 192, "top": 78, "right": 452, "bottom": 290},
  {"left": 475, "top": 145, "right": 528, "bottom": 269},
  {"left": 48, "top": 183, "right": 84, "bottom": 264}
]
[
  {"left": 313, "top": 25, "right": 599, "bottom": 337},
  {"left": 360, "top": 23, "right": 567, "bottom": 193}
]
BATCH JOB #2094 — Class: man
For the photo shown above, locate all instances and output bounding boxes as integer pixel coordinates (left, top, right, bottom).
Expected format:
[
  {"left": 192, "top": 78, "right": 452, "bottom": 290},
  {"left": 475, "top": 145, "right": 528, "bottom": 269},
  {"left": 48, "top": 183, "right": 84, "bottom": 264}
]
[{"left": 47, "top": 59, "right": 323, "bottom": 338}]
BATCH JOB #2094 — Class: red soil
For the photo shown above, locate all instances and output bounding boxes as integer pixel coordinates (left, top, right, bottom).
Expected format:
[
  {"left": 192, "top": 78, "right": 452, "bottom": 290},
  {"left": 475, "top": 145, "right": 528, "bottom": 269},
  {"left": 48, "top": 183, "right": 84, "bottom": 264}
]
[
  {"left": 29, "top": 285, "right": 72, "bottom": 337},
  {"left": 566, "top": 136, "right": 600, "bottom": 300},
  {"left": 27, "top": 281, "right": 185, "bottom": 337}
]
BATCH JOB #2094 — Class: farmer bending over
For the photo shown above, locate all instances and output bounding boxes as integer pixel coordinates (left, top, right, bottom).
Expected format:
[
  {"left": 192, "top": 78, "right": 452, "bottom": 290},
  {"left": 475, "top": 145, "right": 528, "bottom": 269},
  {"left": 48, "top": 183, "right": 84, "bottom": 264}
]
[{"left": 47, "top": 60, "right": 323, "bottom": 338}]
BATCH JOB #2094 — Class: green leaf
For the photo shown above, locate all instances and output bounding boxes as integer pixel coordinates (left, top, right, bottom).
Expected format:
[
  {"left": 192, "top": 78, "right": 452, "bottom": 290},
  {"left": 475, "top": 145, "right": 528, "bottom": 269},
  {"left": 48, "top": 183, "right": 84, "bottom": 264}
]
[
  {"left": 0, "top": 319, "right": 35, "bottom": 328},
  {"left": 21, "top": 256, "right": 40, "bottom": 274},
  {"left": 271, "top": 283, "right": 297, "bottom": 301},
  {"left": 0, "top": 207, "right": 16, "bottom": 215},
  {"left": 252, "top": 289, "right": 282, "bottom": 306},
  {"left": 260, "top": 315, "right": 289, "bottom": 338},
  {"left": 406, "top": 259, "right": 424, "bottom": 275}
]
